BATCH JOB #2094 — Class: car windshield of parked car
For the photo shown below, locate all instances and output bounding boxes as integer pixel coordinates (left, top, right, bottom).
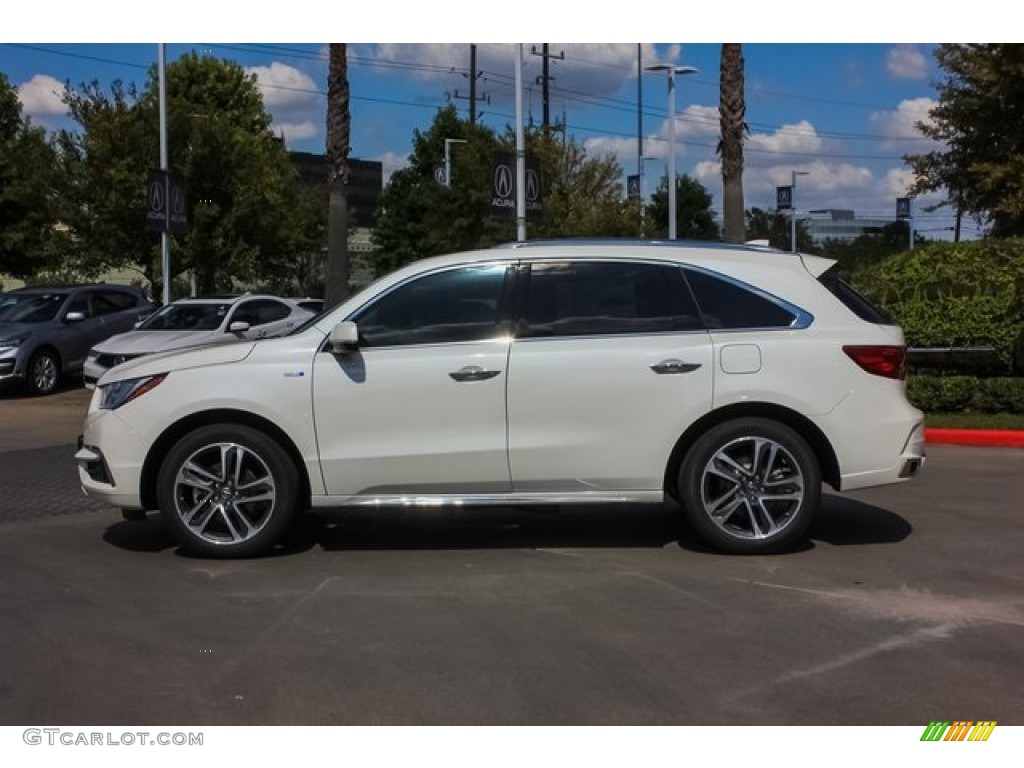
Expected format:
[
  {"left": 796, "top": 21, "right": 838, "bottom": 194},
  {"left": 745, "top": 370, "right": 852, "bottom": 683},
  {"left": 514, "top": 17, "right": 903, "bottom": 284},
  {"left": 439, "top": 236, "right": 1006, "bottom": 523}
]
[
  {"left": 138, "top": 303, "right": 231, "bottom": 331},
  {"left": 0, "top": 293, "right": 66, "bottom": 323}
]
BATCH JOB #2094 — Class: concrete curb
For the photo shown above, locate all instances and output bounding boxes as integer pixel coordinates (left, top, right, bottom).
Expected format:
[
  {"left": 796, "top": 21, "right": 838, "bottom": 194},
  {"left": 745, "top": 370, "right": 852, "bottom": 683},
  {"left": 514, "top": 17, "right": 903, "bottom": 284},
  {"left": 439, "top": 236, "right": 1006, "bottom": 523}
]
[{"left": 925, "top": 428, "right": 1024, "bottom": 447}]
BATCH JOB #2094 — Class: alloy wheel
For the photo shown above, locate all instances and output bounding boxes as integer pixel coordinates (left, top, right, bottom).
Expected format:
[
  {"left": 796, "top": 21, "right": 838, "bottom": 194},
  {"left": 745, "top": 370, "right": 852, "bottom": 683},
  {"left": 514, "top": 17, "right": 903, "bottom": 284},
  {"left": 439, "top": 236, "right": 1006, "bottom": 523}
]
[
  {"left": 699, "top": 436, "right": 805, "bottom": 541},
  {"left": 172, "top": 442, "right": 277, "bottom": 546}
]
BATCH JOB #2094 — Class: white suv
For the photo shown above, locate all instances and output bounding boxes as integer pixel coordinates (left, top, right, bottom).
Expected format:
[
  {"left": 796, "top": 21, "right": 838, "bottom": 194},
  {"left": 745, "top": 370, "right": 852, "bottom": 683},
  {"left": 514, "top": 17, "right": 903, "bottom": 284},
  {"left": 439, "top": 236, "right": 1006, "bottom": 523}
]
[{"left": 76, "top": 241, "right": 925, "bottom": 557}]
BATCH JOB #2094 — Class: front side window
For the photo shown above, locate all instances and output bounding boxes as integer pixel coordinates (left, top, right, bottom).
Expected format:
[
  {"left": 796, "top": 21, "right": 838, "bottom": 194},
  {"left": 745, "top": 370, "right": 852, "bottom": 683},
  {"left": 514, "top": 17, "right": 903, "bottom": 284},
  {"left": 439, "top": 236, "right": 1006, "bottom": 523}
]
[
  {"left": 520, "top": 261, "right": 703, "bottom": 338},
  {"left": 353, "top": 265, "right": 509, "bottom": 347},
  {"left": 232, "top": 299, "right": 291, "bottom": 327},
  {"left": 139, "top": 303, "right": 231, "bottom": 331},
  {"left": 683, "top": 268, "right": 798, "bottom": 330}
]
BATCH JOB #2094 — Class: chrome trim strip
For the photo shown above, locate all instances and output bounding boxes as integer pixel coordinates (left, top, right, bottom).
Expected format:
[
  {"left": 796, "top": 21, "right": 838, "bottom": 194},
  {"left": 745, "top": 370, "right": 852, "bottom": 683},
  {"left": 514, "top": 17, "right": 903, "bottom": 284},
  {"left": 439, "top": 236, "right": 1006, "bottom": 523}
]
[{"left": 309, "top": 490, "right": 665, "bottom": 508}]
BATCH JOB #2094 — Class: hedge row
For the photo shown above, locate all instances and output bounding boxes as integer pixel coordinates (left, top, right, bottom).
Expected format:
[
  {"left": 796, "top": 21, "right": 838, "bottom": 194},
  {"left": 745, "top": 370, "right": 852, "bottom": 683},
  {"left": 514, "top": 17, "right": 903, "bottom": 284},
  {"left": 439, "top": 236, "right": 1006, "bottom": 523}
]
[
  {"left": 853, "top": 239, "right": 1024, "bottom": 373},
  {"left": 906, "top": 376, "right": 1024, "bottom": 414}
]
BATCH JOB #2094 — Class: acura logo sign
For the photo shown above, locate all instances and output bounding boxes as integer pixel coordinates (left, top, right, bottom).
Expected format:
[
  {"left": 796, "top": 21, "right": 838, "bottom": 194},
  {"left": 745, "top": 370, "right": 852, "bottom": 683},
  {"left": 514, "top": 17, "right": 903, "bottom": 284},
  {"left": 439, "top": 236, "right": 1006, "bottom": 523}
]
[
  {"left": 526, "top": 169, "right": 540, "bottom": 202},
  {"left": 494, "top": 164, "right": 513, "bottom": 198}
]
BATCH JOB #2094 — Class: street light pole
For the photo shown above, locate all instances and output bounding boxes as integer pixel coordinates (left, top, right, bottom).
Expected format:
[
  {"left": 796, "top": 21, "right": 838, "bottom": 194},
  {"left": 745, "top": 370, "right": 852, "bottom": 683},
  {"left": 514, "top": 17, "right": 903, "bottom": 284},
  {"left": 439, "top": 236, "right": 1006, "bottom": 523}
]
[
  {"left": 790, "top": 170, "right": 809, "bottom": 253},
  {"left": 158, "top": 43, "right": 170, "bottom": 305},
  {"left": 443, "top": 138, "right": 467, "bottom": 187},
  {"left": 646, "top": 63, "right": 698, "bottom": 240}
]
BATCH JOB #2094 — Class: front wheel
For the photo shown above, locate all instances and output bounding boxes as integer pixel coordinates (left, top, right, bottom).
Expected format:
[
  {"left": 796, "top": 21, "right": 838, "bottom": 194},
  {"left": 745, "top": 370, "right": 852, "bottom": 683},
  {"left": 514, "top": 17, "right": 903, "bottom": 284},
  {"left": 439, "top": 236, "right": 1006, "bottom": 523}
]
[
  {"left": 27, "top": 349, "right": 61, "bottom": 395},
  {"left": 156, "top": 424, "right": 299, "bottom": 558},
  {"left": 677, "top": 418, "right": 821, "bottom": 554}
]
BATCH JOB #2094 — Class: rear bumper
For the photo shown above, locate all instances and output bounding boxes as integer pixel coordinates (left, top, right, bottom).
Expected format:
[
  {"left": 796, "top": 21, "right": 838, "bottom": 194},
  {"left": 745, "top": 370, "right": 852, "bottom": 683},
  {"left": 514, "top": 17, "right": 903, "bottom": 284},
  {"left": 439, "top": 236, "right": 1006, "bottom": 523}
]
[{"left": 838, "top": 420, "right": 926, "bottom": 490}]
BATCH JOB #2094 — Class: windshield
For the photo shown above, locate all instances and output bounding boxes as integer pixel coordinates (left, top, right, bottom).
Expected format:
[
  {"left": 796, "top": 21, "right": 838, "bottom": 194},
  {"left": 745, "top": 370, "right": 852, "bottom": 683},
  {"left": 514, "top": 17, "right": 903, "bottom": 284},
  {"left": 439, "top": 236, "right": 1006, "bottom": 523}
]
[
  {"left": 0, "top": 293, "right": 67, "bottom": 323},
  {"left": 139, "top": 302, "right": 232, "bottom": 331}
]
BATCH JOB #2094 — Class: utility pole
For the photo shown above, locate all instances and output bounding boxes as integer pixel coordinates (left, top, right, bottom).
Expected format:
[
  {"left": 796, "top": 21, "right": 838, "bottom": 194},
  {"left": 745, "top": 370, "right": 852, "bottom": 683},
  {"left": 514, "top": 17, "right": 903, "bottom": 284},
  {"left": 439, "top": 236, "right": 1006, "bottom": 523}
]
[
  {"left": 531, "top": 44, "right": 564, "bottom": 132},
  {"left": 451, "top": 45, "right": 487, "bottom": 124},
  {"left": 469, "top": 44, "right": 477, "bottom": 124}
]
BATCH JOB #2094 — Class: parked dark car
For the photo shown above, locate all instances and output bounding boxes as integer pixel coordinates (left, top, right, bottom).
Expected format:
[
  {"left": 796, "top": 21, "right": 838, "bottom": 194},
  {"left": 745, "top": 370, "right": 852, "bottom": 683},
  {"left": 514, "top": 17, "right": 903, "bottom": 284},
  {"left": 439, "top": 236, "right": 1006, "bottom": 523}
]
[{"left": 0, "top": 285, "right": 156, "bottom": 395}]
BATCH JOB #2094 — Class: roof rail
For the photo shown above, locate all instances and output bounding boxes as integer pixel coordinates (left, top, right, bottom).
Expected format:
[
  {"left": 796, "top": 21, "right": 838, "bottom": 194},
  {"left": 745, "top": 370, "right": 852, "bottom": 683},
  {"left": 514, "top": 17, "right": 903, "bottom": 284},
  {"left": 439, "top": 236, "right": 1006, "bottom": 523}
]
[{"left": 493, "top": 237, "right": 786, "bottom": 253}]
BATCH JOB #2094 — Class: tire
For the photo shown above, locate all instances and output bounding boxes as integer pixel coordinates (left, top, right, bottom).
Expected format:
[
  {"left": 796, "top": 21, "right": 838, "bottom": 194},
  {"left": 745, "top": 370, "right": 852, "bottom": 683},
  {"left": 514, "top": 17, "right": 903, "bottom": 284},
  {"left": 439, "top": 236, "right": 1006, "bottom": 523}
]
[
  {"left": 156, "top": 424, "right": 300, "bottom": 558},
  {"left": 677, "top": 418, "right": 821, "bottom": 554},
  {"left": 27, "top": 349, "right": 61, "bottom": 395}
]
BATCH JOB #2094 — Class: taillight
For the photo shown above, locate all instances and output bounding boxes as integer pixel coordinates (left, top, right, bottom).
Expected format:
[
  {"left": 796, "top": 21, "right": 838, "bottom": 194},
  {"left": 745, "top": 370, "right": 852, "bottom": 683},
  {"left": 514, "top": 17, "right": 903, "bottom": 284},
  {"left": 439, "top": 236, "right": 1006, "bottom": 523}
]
[{"left": 842, "top": 345, "right": 906, "bottom": 380}]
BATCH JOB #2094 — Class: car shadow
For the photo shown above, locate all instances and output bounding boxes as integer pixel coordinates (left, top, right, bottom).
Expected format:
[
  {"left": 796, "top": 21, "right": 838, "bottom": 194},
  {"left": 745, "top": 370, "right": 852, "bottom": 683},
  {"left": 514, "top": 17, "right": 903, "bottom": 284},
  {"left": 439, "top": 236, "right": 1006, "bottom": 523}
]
[{"left": 101, "top": 494, "right": 911, "bottom": 558}]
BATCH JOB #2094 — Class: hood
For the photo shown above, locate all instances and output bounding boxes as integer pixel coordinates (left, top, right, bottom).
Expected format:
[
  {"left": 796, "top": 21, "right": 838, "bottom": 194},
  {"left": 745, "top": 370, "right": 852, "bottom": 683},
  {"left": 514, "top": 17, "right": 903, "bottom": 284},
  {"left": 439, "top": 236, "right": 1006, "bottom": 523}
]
[
  {"left": 0, "top": 322, "right": 43, "bottom": 341},
  {"left": 98, "top": 339, "right": 256, "bottom": 385},
  {"left": 92, "top": 328, "right": 222, "bottom": 356}
]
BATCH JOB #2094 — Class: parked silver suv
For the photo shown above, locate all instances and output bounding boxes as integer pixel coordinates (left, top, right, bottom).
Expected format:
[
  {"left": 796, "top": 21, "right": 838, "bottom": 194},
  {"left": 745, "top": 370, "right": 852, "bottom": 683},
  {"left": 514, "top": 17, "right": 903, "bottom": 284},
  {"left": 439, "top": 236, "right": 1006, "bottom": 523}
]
[{"left": 0, "top": 285, "right": 155, "bottom": 395}]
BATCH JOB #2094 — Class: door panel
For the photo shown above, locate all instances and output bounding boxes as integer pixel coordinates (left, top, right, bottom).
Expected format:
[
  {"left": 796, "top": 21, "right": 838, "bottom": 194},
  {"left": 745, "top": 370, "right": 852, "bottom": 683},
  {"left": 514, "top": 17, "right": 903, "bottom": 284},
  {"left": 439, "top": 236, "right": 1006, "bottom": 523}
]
[
  {"left": 506, "top": 260, "right": 713, "bottom": 492},
  {"left": 313, "top": 341, "right": 511, "bottom": 497},
  {"left": 312, "top": 263, "right": 514, "bottom": 498},
  {"left": 507, "top": 334, "right": 712, "bottom": 491}
]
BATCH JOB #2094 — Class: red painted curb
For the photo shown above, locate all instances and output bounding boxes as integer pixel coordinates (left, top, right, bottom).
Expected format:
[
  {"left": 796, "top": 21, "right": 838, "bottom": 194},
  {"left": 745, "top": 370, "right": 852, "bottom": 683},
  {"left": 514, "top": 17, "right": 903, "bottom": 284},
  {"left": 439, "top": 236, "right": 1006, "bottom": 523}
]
[{"left": 925, "top": 428, "right": 1024, "bottom": 447}]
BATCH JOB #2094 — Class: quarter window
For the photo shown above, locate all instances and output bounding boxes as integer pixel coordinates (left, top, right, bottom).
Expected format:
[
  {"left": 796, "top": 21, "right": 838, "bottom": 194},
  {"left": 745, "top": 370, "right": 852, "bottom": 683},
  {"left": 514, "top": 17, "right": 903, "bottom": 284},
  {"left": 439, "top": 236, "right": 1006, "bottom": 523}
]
[
  {"left": 520, "top": 261, "right": 703, "bottom": 338},
  {"left": 353, "top": 265, "right": 508, "bottom": 347},
  {"left": 683, "top": 268, "right": 797, "bottom": 330}
]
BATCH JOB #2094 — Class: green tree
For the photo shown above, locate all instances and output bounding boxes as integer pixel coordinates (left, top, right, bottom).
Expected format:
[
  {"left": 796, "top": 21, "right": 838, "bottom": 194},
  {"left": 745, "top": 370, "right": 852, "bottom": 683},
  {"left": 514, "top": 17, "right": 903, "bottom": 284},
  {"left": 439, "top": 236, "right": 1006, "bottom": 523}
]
[
  {"left": 372, "top": 105, "right": 507, "bottom": 274},
  {"left": 906, "top": 44, "right": 1024, "bottom": 237},
  {"left": 55, "top": 53, "right": 318, "bottom": 297},
  {"left": 718, "top": 44, "right": 746, "bottom": 244},
  {"left": 818, "top": 222, "right": 923, "bottom": 271},
  {"left": 645, "top": 174, "right": 718, "bottom": 240},
  {"left": 526, "top": 131, "right": 641, "bottom": 239},
  {"left": 744, "top": 207, "right": 813, "bottom": 252},
  {"left": 324, "top": 43, "right": 351, "bottom": 306},
  {"left": 0, "top": 72, "right": 61, "bottom": 278}
]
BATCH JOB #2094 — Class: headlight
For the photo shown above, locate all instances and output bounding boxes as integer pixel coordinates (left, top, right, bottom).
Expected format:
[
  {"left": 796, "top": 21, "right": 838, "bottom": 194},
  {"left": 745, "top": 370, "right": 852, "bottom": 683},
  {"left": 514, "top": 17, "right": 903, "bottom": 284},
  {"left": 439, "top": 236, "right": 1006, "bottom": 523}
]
[
  {"left": 0, "top": 335, "right": 28, "bottom": 349},
  {"left": 98, "top": 374, "right": 167, "bottom": 410}
]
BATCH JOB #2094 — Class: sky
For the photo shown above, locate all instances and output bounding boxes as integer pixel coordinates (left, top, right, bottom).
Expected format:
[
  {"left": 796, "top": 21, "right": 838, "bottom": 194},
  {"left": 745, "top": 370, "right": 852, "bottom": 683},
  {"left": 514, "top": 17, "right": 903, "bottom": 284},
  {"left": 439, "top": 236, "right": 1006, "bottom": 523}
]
[{"left": 3, "top": 3, "right": 1001, "bottom": 240}]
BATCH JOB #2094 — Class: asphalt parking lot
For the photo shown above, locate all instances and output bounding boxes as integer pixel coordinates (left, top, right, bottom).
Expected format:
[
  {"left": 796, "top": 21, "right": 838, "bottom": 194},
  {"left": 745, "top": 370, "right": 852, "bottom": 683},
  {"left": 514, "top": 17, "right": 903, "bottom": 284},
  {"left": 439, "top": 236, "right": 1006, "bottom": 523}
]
[{"left": 1, "top": 387, "right": 1022, "bottom": 725}]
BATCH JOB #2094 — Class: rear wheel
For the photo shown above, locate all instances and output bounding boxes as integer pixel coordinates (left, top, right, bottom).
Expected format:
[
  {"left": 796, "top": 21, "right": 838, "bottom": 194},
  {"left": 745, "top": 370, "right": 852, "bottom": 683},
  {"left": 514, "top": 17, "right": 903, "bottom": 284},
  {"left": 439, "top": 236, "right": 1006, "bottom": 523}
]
[
  {"left": 156, "top": 424, "right": 299, "bottom": 558},
  {"left": 27, "top": 349, "right": 60, "bottom": 395},
  {"left": 678, "top": 418, "right": 820, "bottom": 554}
]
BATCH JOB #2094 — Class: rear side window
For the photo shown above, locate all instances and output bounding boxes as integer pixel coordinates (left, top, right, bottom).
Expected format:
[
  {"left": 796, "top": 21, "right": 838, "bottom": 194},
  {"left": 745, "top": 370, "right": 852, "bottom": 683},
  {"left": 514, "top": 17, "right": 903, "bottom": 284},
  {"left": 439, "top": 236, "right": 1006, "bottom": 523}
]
[
  {"left": 520, "top": 261, "right": 703, "bottom": 338},
  {"left": 819, "top": 270, "right": 892, "bottom": 324},
  {"left": 94, "top": 289, "right": 138, "bottom": 315},
  {"left": 683, "top": 268, "right": 797, "bottom": 330}
]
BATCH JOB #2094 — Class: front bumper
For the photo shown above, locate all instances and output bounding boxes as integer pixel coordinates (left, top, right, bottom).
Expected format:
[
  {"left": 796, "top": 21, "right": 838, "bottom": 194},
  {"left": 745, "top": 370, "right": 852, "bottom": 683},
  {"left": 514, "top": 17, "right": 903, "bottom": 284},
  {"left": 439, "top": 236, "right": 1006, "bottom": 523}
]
[
  {"left": 0, "top": 348, "right": 25, "bottom": 386},
  {"left": 77, "top": 397, "right": 149, "bottom": 510}
]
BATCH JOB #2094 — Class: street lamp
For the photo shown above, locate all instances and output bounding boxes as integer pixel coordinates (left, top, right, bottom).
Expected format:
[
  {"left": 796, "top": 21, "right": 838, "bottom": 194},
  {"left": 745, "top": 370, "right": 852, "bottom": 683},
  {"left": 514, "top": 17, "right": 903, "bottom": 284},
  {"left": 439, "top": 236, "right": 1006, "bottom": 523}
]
[
  {"left": 646, "top": 63, "right": 698, "bottom": 240},
  {"left": 790, "top": 170, "right": 810, "bottom": 253},
  {"left": 444, "top": 138, "right": 467, "bottom": 187}
]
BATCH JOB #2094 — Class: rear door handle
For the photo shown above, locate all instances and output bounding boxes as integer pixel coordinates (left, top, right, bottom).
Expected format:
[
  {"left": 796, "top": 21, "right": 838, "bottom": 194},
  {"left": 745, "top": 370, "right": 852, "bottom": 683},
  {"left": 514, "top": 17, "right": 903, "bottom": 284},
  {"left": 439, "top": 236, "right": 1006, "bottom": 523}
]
[
  {"left": 650, "top": 359, "right": 702, "bottom": 375},
  {"left": 449, "top": 366, "right": 502, "bottom": 382}
]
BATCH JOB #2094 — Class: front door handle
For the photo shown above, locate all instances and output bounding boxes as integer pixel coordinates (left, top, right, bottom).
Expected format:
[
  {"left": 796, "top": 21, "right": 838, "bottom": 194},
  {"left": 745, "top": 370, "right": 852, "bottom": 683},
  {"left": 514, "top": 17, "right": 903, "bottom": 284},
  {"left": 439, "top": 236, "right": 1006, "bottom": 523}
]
[
  {"left": 449, "top": 366, "right": 502, "bottom": 382},
  {"left": 650, "top": 359, "right": 702, "bottom": 375}
]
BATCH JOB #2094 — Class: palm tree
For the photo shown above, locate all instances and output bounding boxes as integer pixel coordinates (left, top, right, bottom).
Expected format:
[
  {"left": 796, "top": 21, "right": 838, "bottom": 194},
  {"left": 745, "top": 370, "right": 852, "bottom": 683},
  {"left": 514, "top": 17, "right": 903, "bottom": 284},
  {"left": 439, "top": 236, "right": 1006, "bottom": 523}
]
[
  {"left": 718, "top": 44, "right": 746, "bottom": 244},
  {"left": 325, "top": 43, "right": 351, "bottom": 305}
]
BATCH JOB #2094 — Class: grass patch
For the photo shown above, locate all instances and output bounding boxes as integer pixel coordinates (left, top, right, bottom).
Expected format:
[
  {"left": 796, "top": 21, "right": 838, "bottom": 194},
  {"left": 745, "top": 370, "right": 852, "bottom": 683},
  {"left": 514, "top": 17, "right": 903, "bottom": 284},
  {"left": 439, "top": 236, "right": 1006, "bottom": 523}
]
[{"left": 926, "top": 412, "right": 1024, "bottom": 430}]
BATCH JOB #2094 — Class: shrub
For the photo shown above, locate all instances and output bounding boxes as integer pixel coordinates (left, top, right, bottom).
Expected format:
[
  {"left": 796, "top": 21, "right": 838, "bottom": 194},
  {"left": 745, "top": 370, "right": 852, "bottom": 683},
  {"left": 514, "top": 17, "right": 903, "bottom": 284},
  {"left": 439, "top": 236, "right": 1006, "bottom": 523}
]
[
  {"left": 906, "top": 376, "right": 1024, "bottom": 414},
  {"left": 854, "top": 239, "right": 1024, "bottom": 373}
]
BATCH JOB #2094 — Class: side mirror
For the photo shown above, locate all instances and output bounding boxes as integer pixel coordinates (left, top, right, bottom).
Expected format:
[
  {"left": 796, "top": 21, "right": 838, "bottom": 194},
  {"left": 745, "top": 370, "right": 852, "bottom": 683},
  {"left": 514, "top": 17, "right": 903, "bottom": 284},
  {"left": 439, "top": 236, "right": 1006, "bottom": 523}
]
[
  {"left": 64, "top": 311, "right": 86, "bottom": 323},
  {"left": 229, "top": 321, "right": 251, "bottom": 334},
  {"left": 329, "top": 321, "right": 360, "bottom": 353}
]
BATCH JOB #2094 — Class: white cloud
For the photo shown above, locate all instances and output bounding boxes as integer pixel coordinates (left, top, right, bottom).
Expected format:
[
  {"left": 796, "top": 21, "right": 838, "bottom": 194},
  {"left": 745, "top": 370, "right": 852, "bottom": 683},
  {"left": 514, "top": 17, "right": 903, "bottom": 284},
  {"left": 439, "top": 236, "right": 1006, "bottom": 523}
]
[
  {"left": 270, "top": 120, "right": 317, "bottom": 141},
  {"left": 886, "top": 45, "right": 928, "bottom": 81},
  {"left": 245, "top": 61, "right": 318, "bottom": 110},
  {"left": 373, "top": 151, "right": 410, "bottom": 182},
  {"left": 368, "top": 43, "right": 676, "bottom": 108},
  {"left": 748, "top": 120, "right": 823, "bottom": 157},
  {"left": 871, "top": 97, "right": 940, "bottom": 152},
  {"left": 17, "top": 74, "right": 68, "bottom": 117}
]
